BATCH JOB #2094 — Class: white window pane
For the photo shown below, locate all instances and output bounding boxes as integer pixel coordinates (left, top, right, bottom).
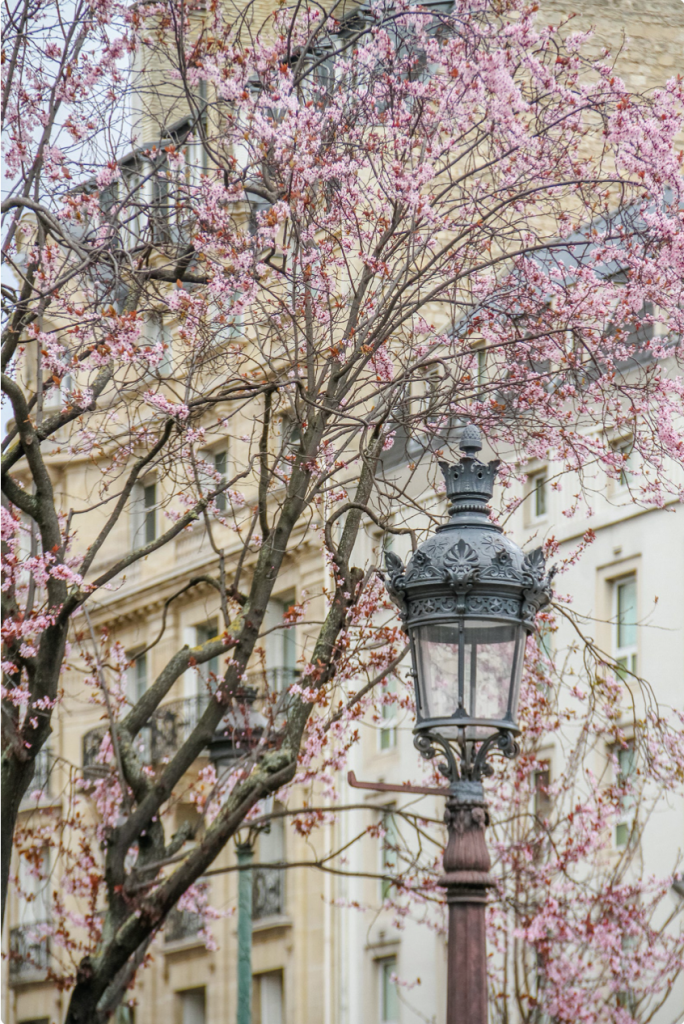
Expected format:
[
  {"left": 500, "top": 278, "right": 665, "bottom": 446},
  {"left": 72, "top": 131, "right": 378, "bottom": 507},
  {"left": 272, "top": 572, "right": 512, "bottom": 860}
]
[
  {"left": 260, "top": 816, "right": 284, "bottom": 863},
  {"left": 127, "top": 652, "right": 147, "bottom": 702},
  {"left": 180, "top": 989, "right": 206, "bottom": 1024},
  {"left": 617, "top": 579, "right": 637, "bottom": 649},
  {"left": 195, "top": 621, "right": 219, "bottom": 688},
  {"left": 381, "top": 813, "right": 398, "bottom": 900},
  {"left": 264, "top": 601, "right": 296, "bottom": 691},
  {"left": 534, "top": 474, "right": 547, "bottom": 517},
  {"left": 260, "top": 972, "right": 283, "bottom": 1024},
  {"left": 18, "top": 849, "right": 49, "bottom": 925},
  {"left": 381, "top": 958, "right": 399, "bottom": 1022},
  {"left": 214, "top": 450, "right": 228, "bottom": 511},
  {"left": 144, "top": 483, "right": 156, "bottom": 544}
]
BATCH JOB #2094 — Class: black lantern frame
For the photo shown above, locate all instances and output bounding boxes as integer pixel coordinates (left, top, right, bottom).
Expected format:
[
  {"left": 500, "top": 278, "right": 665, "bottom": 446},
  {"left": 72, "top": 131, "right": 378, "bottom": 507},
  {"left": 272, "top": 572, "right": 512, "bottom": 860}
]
[{"left": 385, "top": 424, "right": 554, "bottom": 785}]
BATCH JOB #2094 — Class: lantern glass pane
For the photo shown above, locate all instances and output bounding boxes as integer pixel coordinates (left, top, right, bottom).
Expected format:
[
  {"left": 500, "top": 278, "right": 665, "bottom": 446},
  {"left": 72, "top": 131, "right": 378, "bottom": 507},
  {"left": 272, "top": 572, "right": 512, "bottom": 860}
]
[{"left": 413, "top": 620, "right": 524, "bottom": 735}]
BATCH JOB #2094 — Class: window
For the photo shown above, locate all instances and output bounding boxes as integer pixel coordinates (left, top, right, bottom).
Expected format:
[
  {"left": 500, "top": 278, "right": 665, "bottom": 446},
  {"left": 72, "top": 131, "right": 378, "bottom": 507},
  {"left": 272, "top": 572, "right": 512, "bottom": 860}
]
[
  {"left": 537, "top": 622, "right": 554, "bottom": 661},
  {"left": 472, "top": 345, "right": 486, "bottom": 399},
  {"left": 379, "top": 677, "right": 397, "bottom": 751},
  {"left": 199, "top": 448, "right": 229, "bottom": 512},
  {"left": 616, "top": 933, "right": 638, "bottom": 1012},
  {"left": 43, "top": 371, "right": 72, "bottom": 412},
  {"left": 379, "top": 957, "right": 399, "bottom": 1023},
  {"left": 209, "top": 295, "right": 243, "bottom": 344},
  {"left": 195, "top": 620, "right": 220, "bottom": 689},
  {"left": 177, "top": 988, "right": 206, "bottom": 1024},
  {"left": 144, "top": 483, "right": 156, "bottom": 543},
  {"left": 614, "top": 438, "right": 634, "bottom": 490},
  {"left": 380, "top": 810, "right": 398, "bottom": 901},
  {"left": 614, "top": 576, "right": 637, "bottom": 679},
  {"left": 263, "top": 599, "right": 297, "bottom": 692},
  {"left": 11, "top": 848, "right": 51, "bottom": 980},
  {"left": 253, "top": 970, "right": 284, "bottom": 1024},
  {"left": 411, "top": 366, "right": 440, "bottom": 420},
  {"left": 276, "top": 414, "right": 302, "bottom": 463},
  {"left": 531, "top": 471, "right": 547, "bottom": 519},
  {"left": 113, "top": 1008, "right": 136, "bottom": 1024},
  {"left": 214, "top": 449, "right": 228, "bottom": 512},
  {"left": 18, "top": 848, "right": 50, "bottom": 927},
  {"left": 615, "top": 740, "right": 636, "bottom": 848},
  {"left": 130, "top": 480, "right": 157, "bottom": 549},
  {"left": 253, "top": 815, "right": 285, "bottom": 920},
  {"left": 142, "top": 314, "right": 172, "bottom": 373},
  {"left": 533, "top": 763, "right": 552, "bottom": 824},
  {"left": 127, "top": 650, "right": 148, "bottom": 702},
  {"left": 22, "top": 745, "right": 51, "bottom": 803}
]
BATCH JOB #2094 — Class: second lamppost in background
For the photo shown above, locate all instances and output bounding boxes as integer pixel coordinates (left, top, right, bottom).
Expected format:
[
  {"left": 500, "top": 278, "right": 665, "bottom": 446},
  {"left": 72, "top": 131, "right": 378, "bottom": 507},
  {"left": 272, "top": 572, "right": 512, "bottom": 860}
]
[{"left": 385, "top": 424, "right": 555, "bottom": 1024}]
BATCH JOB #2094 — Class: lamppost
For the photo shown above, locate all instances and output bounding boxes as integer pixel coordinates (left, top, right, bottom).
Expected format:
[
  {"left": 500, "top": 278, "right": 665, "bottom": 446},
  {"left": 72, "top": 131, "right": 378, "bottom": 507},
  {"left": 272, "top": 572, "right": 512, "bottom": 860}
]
[
  {"left": 208, "top": 689, "right": 266, "bottom": 1024},
  {"left": 384, "top": 424, "right": 555, "bottom": 1024}
]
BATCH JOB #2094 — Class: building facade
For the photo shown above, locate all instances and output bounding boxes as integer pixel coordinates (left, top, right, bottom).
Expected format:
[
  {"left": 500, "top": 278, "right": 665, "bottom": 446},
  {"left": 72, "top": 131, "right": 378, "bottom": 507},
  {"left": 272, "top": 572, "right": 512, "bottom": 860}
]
[{"left": 3, "top": 1, "right": 683, "bottom": 1023}]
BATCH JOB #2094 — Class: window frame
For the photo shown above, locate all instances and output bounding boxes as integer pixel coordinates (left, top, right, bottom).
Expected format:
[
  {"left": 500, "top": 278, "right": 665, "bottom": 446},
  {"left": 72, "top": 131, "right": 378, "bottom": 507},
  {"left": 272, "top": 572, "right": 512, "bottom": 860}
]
[
  {"left": 194, "top": 620, "right": 220, "bottom": 689},
  {"left": 214, "top": 448, "right": 228, "bottom": 512},
  {"left": 126, "top": 648, "right": 148, "bottom": 703},
  {"left": 613, "top": 739, "right": 637, "bottom": 849},
  {"left": 378, "top": 676, "right": 398, "bottom": 752},
  {"left": 378, "top": 955, "right": 400, "bottom": 1024},
  {"left": 613, "top": 575, "right": 638, "bottom": 680},
  {"left": 533, "top": 761, "right": 552, "bottom": 824},
  {"left": 379, "top": 808, "right": 399, "bottom": 901},
  {"left": 130, "top": 477, "right": 158, "bottom": 550},
  {"left": 530, "top": 470, "right": 548, "bottom": 521}
]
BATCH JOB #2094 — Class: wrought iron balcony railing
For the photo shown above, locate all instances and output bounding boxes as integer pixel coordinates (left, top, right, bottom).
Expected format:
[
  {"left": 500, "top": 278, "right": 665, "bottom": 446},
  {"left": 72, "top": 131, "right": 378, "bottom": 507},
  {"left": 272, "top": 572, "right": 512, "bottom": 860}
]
[
  {"left": 164, "top": 906, "right": 203, "bottom": 944},
  {"left": 82, "top": 671, "right": 301, "bottom": 772},
  {"left": 82, "top": 696, "right": 210, "bottom": 773},
  {"left": 9, "top": 923, "right": 50, "bottom": 982},
  {"left": 253, "top": 866, "right": 284, "bottom": 920}
]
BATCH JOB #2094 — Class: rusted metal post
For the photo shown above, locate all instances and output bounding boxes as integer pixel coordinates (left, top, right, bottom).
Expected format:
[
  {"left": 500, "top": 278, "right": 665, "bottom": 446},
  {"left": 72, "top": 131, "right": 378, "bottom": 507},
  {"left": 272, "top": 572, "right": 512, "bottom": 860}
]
[{"left": 440, "top": 780, "right": 494, "bottom": 1024}]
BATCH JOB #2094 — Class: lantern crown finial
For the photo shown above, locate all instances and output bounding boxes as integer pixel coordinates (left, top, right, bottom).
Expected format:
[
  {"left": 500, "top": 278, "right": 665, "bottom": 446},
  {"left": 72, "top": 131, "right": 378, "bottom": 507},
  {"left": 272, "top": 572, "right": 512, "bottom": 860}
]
[
  {"left": 438, "top": 426, "right": 500, "bottom": 527},
  {"left": 459, "top": 423, "right": 482, "bottom": 458}
]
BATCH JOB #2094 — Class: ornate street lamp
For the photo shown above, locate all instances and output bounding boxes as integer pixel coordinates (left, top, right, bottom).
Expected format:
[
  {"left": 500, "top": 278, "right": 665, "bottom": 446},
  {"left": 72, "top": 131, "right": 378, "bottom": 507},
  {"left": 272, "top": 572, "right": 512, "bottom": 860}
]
[{"left": 384, "top": 424, "right": 554, "bottom": 1024}]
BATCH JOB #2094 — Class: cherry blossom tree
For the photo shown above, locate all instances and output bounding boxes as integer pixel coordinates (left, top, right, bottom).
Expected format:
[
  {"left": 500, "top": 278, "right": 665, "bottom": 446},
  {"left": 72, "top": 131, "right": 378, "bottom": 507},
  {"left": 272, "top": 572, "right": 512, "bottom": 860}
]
[{"left": 2, "top": 0, "right": 684, "bottom": 1020}]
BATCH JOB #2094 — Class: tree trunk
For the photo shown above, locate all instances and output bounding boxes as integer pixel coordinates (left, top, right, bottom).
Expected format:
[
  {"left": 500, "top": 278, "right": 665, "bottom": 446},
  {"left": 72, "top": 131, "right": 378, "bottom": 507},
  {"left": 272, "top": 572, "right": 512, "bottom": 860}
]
[{"left": 1, "top": 752, "right": 36, "bottom": 922}]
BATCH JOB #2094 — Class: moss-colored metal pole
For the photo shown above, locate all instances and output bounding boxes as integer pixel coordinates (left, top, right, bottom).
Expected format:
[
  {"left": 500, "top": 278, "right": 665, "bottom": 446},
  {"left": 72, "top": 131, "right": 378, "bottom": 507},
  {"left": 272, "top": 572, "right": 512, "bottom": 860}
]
[{"left": 236, "top": 842, "right": 254, "bottom": 1024}]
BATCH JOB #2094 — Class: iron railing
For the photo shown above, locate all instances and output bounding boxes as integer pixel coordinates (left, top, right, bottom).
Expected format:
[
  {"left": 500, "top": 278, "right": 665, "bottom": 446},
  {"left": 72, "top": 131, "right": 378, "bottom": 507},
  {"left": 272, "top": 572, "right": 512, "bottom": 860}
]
[
  {"left": 82, "top": 674, "right": 300, "bottom": 772},
  {"left": 164, "top": 906, "right": 203, "bottom": 943},
  {"left": 82, "top": 696, "right": 209, "bottom": 772},
  {"left": 9, "top": 924, "right": 50, "bottom": 981},
  {"left": 253, "top": 866, "right": 284, "bottom": 920}
]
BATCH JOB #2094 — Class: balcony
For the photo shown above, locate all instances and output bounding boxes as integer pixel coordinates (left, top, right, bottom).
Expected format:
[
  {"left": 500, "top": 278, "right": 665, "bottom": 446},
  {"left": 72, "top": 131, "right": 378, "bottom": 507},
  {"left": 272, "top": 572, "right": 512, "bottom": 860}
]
[
  {"left": 9, "top": 924, "right": 50, "bottom": 983},
  {"left": 164, "top": 906, "right": 203, "bottom": 944},
  {"left": 82, "top": 696, "right": 209, "bottom": 774},
  {"left": 82, "top": 674, "right": 299, "bottom": 773}
]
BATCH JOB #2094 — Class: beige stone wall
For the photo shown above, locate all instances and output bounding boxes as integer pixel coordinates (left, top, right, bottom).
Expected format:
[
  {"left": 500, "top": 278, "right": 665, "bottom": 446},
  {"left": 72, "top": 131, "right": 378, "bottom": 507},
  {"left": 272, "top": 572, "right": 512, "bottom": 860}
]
[{"left": 541, "top": 0, "right": 684, "bottom": 93}]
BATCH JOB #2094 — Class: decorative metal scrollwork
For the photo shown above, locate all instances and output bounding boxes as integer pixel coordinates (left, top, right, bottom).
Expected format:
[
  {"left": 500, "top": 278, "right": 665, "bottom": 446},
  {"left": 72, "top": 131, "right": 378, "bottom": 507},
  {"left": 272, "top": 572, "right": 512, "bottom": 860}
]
[
  {"left": 414, "top": 727, "right": 520, "bottom": 786},
  {"left": 521, "top": 547, "right": 556, "bottom": 630},
  {"left": 384, "top": 550, "right": 408, "bottom": 620},
  {"left": 414, "top": 732, "right": 461, "bottom": 784}
]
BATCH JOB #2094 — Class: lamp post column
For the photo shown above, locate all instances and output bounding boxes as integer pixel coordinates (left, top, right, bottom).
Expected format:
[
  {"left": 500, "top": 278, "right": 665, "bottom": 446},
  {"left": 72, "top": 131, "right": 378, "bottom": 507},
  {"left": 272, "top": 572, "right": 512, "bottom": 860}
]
[
  {"left": 236, "top": 842, "right": 254, "bottom": 1024},
  {"left": 440, "top": 781, "right": 494, "bottom": 1024}
]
